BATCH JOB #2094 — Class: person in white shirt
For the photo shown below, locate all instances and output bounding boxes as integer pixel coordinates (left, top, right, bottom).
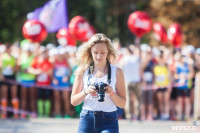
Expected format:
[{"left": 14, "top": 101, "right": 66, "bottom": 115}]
[
  {"left": 119, "top": 45, "right": 142, "bottom": 120},
  {"left": 71, "top": 33, "right": 126, "bottom": 133}
]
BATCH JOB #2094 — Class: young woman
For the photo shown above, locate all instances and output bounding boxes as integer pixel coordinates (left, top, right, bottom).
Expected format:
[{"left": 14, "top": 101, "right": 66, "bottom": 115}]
[
  {"left": 140, "top": 49, "right": 155, "bottom": 121},
  {"left": 0, "top": 44, "right": 19, "bottom": 119},
  {"left": 167, "top": 49, "right": 182, "bottom": 121},
  {"left": 52, "top": 48, "right": 73, "bottom": 118},
  {"left": 119, "top": 45, "right": 142, "bottom": 121},
  {"left": 174, "top": 53, "right": 194, "bottom": 121},
  {"left": 31, "top": 49, "right": 53, "bottom": 118},
  {"left": 18, "top": 47, "right": 37, "bottom": 118},
  {"left": 71, "top": 33, "right": 126, "bottom": 133},
  {"left": 154, "top": 50, "right": 171, "bottom": 120}
]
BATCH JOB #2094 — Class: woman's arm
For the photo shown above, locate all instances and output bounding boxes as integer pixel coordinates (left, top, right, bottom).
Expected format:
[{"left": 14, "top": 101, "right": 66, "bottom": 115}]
[
  {"left": 106, "top": 67, "right": 126, "bottom": 108},
  {"left": 70, "top": 68, "right": 97, "bottom": 106},
  {"left": 70, "top": 73, "right": 86, "bottom": 106}
]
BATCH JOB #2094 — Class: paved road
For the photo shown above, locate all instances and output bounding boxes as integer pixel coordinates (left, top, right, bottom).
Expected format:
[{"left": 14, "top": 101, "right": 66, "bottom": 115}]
[{"left": 0, "top": 118, "right": 200, "bottom": 133}]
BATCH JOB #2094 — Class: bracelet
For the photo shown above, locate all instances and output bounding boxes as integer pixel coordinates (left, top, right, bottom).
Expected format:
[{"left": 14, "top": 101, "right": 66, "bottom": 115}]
[
  {"left": 109, "top": 91, "right": 115, "bottom": 97},
  {"left": 83, "top": 89, "right": 88, "bottom": 95}
]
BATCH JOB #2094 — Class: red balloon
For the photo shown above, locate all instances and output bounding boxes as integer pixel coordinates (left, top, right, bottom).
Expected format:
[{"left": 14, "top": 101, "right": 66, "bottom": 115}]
[
  {"left": 56, "top": 28, "right": 76, "bottom": 46},
  {"left": 68, "top": 16, "right": 95, "bottom": 42},
  {"left": 153, "top": 23, "right": 168, "bottom": 44},
  {"left": 127, "top": 11, "right": 152, "bottom": 37},
  {"left": 22, "top": 20, "right": 47, "bottom": 42},
  {"left": 167, "top": 23, "right": 182, "bottom": 48}
]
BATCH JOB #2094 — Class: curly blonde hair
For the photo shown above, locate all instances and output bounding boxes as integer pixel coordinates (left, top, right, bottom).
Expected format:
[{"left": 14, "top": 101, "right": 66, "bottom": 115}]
[{"left": 75, "top": 33, "right": 118, "bottom": 75}]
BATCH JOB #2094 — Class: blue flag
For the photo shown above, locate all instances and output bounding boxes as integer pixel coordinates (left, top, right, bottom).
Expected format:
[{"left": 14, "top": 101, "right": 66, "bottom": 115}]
[{"left": 27, "top": 0, "right": 68, "bottom": 33}]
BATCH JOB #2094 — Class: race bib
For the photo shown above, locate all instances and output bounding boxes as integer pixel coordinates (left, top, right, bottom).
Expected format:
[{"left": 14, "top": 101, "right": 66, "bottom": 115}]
[
  {"left": 3, "top": 66, "right": 13, "bottom": 76},
  {"left": 156, "top": 75, "right": 166, "bottom": 83},
  {"left": 37, "top": 73, "right": 48, "bottom": 82},
  {"left": 176, "top": 74, "right": 187, "bottom": 87},
  {"left": 55, "top": 67, "right": 68, "bottom": 77},
  {"left": 144, "top": 72, "right": 153, "bottom": 82}
]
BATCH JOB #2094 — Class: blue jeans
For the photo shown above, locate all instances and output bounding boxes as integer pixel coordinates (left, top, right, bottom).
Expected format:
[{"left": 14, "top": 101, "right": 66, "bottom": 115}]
[{"left": 78, "top": 109, "right": 119, "bottom": 133}]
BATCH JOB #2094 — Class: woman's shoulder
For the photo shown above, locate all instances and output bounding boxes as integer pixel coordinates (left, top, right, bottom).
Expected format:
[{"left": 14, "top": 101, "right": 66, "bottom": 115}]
[
  {"left": 74, "top": 65, "right": 89, "bottom": 76},
  {"left": 116, "top": 67, "right": 123, "bottom": 73},
  {"left": 114, "top": 66, "right": 124, "bottom": 83},
  {"left": 112, "top": 65, "right": 123, "bottom": 77},
  {"left": 110, "top": 64, "right": 122, "bottom": 72}
]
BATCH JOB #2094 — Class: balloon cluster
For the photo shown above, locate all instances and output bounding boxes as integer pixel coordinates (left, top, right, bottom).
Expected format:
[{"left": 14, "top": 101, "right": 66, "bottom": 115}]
[
  {"left": 167, "top": 23, "right": 182, "bottom": 48},
  {"left": 127, "top": 11, "right": 183, "bottom": 47},
  {"left": 153, "top": 23, "right": 168, "bottom": 44},
  {"left": 56, "top": 28, "right": 76, "bottom": 46},
  {"left": 22, "top": 16, "right": 96, "bottom": 47},
  {"left": 68, "top": 16, "right": 96, "bottom": 42},
  {"left": 56, "top": 16, "right": 96, "bottom": 46},
  {"left": 22, "top": 12, "right": 183, "bottom": 48}
]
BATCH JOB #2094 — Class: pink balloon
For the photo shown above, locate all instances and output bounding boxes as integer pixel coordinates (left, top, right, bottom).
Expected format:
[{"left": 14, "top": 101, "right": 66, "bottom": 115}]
[
  {"left": 68, "top": 16, "right": 96, "bottom": 42},
  {"left": 22, "top": 20, "right": 47, "bottom": 42},
  {"left": 56, "top": 28, "right": 76, "bottom": 46},
  {"left": 153, "top": 23, "right": 168, "bottom": 44},
  {"left": 127, "top": 11, "right": 152, "bottom": 37},
  {"left": 167, "top": 23, "right": 182, "bottom": 48}
]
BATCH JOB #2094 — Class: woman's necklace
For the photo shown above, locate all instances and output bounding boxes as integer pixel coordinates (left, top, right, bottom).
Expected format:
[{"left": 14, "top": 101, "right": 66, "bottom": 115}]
[{"left": 93, "top": 64, "right": 107, "bottom": 78}]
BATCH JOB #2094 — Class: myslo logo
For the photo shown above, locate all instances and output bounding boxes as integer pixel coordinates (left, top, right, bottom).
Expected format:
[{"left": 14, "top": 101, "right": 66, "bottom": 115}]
[{"left": 171, "top": 126, "right": 197, "bottom": 131}]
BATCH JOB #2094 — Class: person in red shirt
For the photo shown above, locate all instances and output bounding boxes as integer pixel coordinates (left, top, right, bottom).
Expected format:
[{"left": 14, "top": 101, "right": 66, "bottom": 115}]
[
  {"left": 31, "top": 49, "right": 53, "bottom": 118},
  {"left": 52, "top": 48, "right": 74, "bottom": 118}
]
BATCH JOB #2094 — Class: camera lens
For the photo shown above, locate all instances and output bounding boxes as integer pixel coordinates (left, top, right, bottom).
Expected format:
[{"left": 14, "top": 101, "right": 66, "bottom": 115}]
[
  {"left": 98, "top": 92, "right": 105, "bottom": 102},
  {"left": 97, "top": 82, "right": 107, "bottom": 102}
]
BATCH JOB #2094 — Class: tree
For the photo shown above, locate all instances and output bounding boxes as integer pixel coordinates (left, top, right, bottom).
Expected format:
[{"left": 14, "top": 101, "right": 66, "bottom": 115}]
[{"left": 147, "top": 0, "right": 200, "bottom": 47}]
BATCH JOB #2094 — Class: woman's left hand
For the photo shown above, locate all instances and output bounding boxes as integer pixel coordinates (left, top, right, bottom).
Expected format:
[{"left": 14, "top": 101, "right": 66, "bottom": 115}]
[{"left": 104, "top": 84, "right": 114, "bottom": 96}]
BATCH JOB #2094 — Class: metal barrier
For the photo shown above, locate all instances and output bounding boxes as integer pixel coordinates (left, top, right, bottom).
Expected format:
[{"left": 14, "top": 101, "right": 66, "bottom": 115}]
[
  {"left": 0, "top": 79, "right": 72, "bottom": 117},
  {"left": 0, "top": 106, "right": 32, "bottom": 116}
]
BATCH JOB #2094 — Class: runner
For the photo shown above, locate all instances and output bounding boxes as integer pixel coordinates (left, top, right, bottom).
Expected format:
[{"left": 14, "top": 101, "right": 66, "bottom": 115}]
[
  {"left": 154, "top": 50, "right": 171, "bottom": 120},
  {"left": 52, "top": 47, "right": 74, "bottom": 118},
  {"left": 31, "top": 48, "right": 53, "bottom": 118},
  {"left": 140, "top": 46, "right": 154, "bottom": 121},
  {"left": 0, "top": 44, "right": 19, "bottom": 119},
  {"left": 174, "top": 52, "right": 194, "bottom": 121},
  {"left": 18, "top": 45, "right": 37, "bottom": 119}
]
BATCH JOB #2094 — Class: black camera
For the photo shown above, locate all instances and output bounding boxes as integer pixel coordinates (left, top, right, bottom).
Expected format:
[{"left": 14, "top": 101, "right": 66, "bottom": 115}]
[{"left": 93, "top": 82, "right": 108, "bottom": 102}]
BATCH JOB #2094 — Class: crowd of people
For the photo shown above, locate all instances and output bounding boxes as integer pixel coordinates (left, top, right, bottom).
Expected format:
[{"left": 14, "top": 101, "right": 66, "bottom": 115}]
[
  {"left": 0, "top": 41, "right": 78, "bottom": 119},
  {"left": 117, "top": 43, "right": 200, "bottom": 121},
  {"left": 0, "top": 39, "right": 200, "bottom": 121}
]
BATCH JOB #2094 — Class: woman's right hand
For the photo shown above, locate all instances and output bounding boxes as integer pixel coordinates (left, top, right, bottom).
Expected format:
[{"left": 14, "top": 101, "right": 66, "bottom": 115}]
[{"left": 85, "top": 85, "right": 97, "bottom": 95}]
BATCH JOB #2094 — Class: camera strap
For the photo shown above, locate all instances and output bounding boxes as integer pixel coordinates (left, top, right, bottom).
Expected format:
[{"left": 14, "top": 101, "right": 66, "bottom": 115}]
[{"left": 88, "top": 60, "right": 111, "bottom": 84}]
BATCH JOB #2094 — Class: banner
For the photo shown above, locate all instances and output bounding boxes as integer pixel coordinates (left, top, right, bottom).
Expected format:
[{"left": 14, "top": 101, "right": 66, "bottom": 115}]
[{"left": 27, "top": 0, "right": 68, "bottom": 33}]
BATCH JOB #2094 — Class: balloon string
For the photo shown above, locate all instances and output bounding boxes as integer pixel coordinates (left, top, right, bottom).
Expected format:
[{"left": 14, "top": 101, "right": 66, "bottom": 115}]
[
  {"left": 0, "top": 79, "right": 72, "bottom": 91},
  {"left": 135, "top": 37, "right": 141, "bottom": 47}
]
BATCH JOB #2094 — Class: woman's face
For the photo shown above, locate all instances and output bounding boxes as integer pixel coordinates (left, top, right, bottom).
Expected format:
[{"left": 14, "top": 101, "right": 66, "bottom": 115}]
[{"left": 91, "top": 42, "right": 108, "bottom": 64}]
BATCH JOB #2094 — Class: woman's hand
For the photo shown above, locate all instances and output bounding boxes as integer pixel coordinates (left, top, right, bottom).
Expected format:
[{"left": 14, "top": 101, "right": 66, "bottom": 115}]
[
  {"left": 104, "top": 84, "right": 114, "bottom": 96},
  {"left": 85, "top": 85, "right": 97, "bottom": 95}
]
